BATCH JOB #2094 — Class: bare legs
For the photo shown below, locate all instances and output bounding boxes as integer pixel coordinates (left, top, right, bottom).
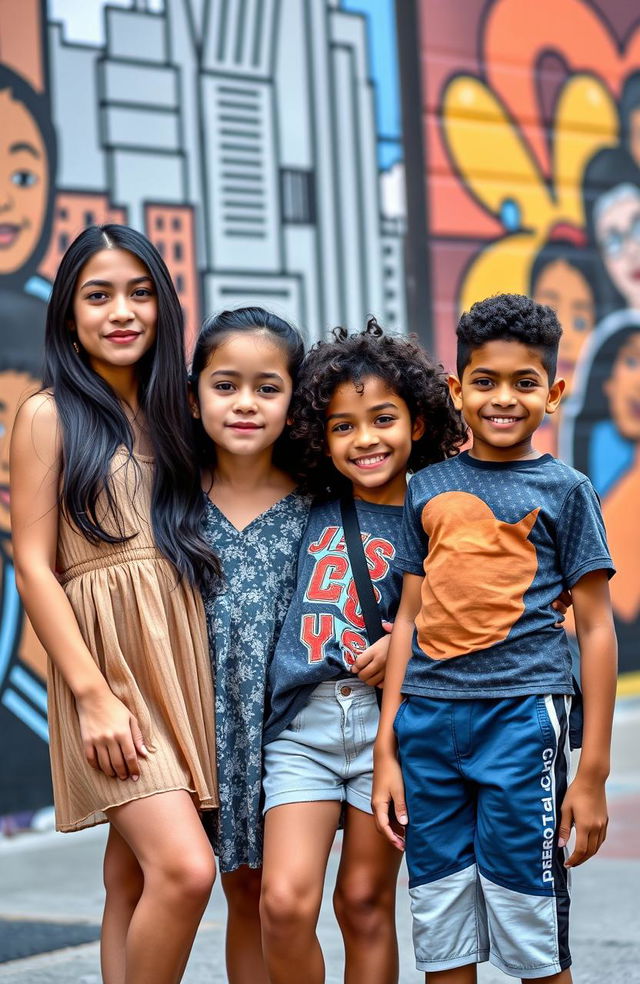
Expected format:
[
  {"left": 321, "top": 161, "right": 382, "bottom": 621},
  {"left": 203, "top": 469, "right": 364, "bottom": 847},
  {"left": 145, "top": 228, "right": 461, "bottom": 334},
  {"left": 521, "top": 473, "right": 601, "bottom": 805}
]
[
  {"left": 101, "top": 825, "right": 144, "bottom": 984},
  {"left": 424, "top": 965, "right": 573, "bottom": 982},
  {"left": 261, "top": 801, "right": 341, "bottom": 984},
  {"left": 333, "top": 805, "right": 402, "bottom": 984},
  {"left": 260, "top": 801, "right": 401, "bottom": 984},
  {"left": 101, "top": 790, "right": 216, "bottom": 984},
  {"left": 221, "top": 866, "right": 268, "bottom": 984},
  {"left": 425, "top": 969, "right": 477, "bottom": 984}
]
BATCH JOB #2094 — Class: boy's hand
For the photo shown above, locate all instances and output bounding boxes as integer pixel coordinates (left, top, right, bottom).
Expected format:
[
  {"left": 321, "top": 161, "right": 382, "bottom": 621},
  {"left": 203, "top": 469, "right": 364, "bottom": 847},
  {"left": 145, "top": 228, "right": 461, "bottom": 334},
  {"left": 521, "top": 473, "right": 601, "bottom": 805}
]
[
  {"left": 372, "top": 748, "right": 408, "bottom": 851},
  {"left": 558, "top": 776, "right": 608, "bottom": 867},
  {"left": 552, "top": 589, "right": 572, "bottom": 627},
  {"left": 351, "top": 621, "right": 393, "bottom": 687}
]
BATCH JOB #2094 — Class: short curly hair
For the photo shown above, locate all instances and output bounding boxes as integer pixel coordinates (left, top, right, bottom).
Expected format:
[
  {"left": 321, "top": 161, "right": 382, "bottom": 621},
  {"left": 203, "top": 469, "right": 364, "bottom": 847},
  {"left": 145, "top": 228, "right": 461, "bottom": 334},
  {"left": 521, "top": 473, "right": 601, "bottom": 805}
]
[
  {"left": 456, "top": 293, "right": 562, "bottom": 381},
  {"left": 290, "top": 318, "right": 467, "bottom": 498}
]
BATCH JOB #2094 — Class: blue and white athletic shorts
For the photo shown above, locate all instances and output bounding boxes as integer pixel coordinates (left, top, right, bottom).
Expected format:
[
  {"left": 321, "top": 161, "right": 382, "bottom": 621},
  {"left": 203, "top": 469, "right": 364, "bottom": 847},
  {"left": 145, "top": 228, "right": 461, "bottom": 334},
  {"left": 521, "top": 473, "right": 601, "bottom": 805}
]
[{"left": 395, "top": 694, "right": 572, "bottom": 979}]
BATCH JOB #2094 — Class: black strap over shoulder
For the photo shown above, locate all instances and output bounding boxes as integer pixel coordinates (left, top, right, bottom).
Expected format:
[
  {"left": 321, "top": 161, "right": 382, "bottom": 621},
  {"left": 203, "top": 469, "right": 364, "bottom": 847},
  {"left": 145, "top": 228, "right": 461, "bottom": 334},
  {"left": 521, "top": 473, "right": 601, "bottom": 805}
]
[{"left": 340, "top": 494, "right": 386, "bottom": 645}]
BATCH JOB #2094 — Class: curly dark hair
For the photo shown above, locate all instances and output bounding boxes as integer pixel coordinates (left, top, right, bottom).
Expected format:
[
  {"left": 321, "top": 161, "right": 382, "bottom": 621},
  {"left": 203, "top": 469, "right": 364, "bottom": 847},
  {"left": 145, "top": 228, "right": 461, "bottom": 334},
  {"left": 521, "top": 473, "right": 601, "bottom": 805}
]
[
  {"left": 290, "top": 318, "right": 466, "bottom": 498},
  {"left": 456, "top": 293, "right": 562, "bottom": 381}
]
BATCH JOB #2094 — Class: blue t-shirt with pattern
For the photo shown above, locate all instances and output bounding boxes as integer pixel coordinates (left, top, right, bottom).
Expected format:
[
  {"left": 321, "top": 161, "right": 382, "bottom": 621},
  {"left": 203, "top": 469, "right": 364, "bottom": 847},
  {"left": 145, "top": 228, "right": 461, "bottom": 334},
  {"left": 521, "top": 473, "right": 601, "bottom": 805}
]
[
  {"left": 264, "top": 498, "right": 403, "bottom": 744},
  {"left": 396, "top": 452, "right": 614, "bottom": 699}
]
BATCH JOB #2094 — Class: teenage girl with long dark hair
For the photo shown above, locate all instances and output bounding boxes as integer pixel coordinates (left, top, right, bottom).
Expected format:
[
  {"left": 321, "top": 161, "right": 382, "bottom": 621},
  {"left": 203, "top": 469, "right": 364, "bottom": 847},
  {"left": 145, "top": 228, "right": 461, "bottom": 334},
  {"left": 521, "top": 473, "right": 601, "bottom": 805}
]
[{"left": 10, "top": 225, "right": 220, "bottom": 984}]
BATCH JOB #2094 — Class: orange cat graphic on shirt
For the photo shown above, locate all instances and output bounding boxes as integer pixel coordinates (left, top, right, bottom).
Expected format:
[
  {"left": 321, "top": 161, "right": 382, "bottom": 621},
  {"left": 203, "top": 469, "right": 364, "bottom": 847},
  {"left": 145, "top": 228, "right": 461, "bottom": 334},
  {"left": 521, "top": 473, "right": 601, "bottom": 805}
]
[{"left": 416, "top": 492, "right": 540, "bottom": 660}]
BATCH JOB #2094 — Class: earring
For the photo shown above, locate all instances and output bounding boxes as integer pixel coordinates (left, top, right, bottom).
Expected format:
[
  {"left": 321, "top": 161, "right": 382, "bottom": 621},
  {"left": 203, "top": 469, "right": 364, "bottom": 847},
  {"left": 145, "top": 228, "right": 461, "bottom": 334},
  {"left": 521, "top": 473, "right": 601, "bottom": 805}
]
[{"left": 72, "top": 340, "right": 80, "bottom": 354}]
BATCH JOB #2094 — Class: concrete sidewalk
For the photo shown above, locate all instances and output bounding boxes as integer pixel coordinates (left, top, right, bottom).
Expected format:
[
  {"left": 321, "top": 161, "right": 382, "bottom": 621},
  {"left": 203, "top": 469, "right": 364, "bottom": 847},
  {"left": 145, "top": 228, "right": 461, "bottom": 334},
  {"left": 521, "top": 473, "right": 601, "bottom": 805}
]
[{"left": 1, "top": 697, "right": 639, "bottom": 983}]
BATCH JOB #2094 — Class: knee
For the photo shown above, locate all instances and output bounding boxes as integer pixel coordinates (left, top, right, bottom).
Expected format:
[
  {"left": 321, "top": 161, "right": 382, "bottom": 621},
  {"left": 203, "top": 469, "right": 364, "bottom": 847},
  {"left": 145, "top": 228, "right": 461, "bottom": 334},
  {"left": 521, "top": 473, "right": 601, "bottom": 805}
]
[
  {"left": 333, "top": 876, "right": 394, "bottom": 940},
  {"left": 260, "top": 879, "right": 315, "bottom": 940},
  {"left": 222, "top": 870, "right": 262, "bottom": 921},
  {"left": 160, "top": 849, "right": 216, "bottom": 910}
]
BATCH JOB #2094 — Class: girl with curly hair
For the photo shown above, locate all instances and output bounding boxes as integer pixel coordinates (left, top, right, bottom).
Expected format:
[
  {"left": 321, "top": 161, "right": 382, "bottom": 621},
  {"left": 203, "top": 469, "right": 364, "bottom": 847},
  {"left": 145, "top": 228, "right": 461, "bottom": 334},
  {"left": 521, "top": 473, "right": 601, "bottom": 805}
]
[{"left": 259, "top": 319, "right": 467, "bottom": 984}]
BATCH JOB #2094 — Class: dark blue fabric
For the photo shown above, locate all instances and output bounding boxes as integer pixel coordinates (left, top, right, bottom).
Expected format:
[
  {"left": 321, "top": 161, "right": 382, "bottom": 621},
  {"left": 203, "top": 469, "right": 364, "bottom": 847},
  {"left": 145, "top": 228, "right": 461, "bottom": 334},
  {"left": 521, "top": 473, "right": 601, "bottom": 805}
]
[
  {"left": 397, "top": 452, "right": 614, "bottom": 699},
  {"left": 395, "top": 693, "right": 570, "bottom": 899},
  {"left": 264, "top": 498, "right": 403, "bottom": 745}
]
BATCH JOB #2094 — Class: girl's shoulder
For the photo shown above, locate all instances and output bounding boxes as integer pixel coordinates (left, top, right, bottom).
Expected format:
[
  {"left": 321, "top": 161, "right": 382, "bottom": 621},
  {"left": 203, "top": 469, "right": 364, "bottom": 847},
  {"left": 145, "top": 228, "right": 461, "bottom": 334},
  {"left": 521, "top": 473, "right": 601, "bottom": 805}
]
[
  {"left": 13, "top": 391, "right": 61, "bottom": 459},
  {"left": 16, "top": 389, "right": 56, "bottom": 421}
]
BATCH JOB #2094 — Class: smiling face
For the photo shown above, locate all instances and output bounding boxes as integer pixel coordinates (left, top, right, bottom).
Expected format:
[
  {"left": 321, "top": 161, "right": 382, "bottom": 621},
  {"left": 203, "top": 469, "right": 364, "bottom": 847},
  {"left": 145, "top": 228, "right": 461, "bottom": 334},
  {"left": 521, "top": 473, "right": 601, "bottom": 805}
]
[
  {"left": 0, "top": 89, "right": 49, "bottom": 276},
  {"left": 604, "top": 332, "right": 640, "bottom": 442},
  {"left": 324, "top": 375, "right": 423, "bottom": 505},
  {"left": 194, "top": 331, "right": 293, "bottom": 462},
  {"left": 533, "top": 259, "right": 595, "bottom": 394},
  {"left": 449, "top": 340, "right": 565, "bottom": 462},
  {"left": 71, "top": 248, "right": 158, "bottom": 381},
  {"left": 596, "top": 189, "right": 640, "bottom": 310}
]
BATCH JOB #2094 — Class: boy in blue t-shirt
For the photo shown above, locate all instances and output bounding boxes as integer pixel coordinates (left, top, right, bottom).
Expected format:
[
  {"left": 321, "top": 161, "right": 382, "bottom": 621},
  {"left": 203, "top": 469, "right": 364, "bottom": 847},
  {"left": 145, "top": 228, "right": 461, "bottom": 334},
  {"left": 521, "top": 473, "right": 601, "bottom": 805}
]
[{"left": 373, "top": 294, "right": 618, "bottom": 983}]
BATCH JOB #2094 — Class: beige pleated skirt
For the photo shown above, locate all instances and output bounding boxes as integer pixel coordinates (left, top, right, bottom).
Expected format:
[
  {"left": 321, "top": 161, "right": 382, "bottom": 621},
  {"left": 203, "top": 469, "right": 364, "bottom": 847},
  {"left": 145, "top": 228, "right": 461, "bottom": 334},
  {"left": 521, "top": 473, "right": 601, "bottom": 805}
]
[{"left": 49, "top": 451, "right": 218, "bottom": 832}]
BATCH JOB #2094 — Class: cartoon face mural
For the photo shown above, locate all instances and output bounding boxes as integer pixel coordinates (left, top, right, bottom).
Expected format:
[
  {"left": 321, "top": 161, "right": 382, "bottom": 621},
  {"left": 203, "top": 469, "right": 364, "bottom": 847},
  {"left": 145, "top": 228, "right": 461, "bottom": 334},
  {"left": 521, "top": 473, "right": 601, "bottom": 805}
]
[
  {"left": 593, "top": 184, "right": 640, "bottom": 312},
  {"left": 0, "top": 59, "right": 54, "bottom": 816},
  {"left": 530, "top": 239, "right": 596, "bottom": 396},
  {"left": 414, "top": 0, "right": 640, "bottom": 675},
  {"left": 0, "top": 65, "right": 56, "bottom": 297},
  {"left": 562, "top": 314, "right": 640, "bottom": 672},
  {"left": 0, "top": 0, "right": 410, "bottom": 817},
  {"left": 0, "top": 87, "right": 49, "bottom": 276}
]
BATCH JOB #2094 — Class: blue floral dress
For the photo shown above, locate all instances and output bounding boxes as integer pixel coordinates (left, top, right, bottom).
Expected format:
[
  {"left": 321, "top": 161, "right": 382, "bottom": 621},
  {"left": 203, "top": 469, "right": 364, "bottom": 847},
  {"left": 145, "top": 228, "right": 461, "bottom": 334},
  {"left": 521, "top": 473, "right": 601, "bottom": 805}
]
[{"left": 201, "top": 491, "right": 311, "bottom": 872}]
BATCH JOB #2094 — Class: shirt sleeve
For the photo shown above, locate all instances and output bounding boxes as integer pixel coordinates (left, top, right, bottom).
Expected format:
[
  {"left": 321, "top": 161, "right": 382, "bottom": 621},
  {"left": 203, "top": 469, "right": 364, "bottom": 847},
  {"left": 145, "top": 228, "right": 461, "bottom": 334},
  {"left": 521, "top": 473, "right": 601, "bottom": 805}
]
[
  {"left": 395, "top": 476, "right": 428, "bottom": 576},
  {"left": 556, "top": 478, "right": 615, "bottom": 588}
]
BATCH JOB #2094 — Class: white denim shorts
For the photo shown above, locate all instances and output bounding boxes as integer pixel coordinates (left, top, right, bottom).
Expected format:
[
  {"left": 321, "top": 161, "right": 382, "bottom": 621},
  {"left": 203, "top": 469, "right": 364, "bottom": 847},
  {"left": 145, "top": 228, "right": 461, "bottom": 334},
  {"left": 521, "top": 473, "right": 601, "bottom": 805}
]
[{"left": 263, "top": 679, "right": 379, "bottom": 815}]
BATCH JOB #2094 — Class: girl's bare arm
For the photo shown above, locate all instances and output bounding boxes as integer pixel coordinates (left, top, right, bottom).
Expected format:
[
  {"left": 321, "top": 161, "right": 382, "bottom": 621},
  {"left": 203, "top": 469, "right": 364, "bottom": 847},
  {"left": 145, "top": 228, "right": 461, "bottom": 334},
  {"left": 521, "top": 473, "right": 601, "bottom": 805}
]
[{"left": 10, "top": 394, "right": 147, "bottom": 780}]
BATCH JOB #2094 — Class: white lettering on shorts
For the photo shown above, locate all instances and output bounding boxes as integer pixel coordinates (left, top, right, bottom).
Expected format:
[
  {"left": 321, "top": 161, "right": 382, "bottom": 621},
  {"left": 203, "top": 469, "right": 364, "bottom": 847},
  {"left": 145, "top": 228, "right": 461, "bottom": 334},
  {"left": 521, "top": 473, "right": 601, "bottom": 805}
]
[{"left": 540, "top": 747, "right": 556, "bottom": 885}]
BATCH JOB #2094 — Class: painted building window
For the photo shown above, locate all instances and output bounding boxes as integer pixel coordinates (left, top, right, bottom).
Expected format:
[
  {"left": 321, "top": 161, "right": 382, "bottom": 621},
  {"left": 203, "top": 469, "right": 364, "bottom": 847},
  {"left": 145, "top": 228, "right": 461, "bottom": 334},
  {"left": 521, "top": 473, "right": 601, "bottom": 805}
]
[{"left": 281, "top": 169, "right": 316, "bottom": 224}]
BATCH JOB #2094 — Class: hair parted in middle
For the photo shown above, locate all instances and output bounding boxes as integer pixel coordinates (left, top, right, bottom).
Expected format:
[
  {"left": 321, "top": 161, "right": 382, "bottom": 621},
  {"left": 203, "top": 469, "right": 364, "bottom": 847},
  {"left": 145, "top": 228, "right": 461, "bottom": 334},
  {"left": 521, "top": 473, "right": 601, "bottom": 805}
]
[
  {"left": 456, "top": 293, "right": 563, "bottom": 382},
  {"left": 290, "top": 317, "right": 467, "bottom": 498},
  {"left": 43, "top": 223, "right": 221, "bottom": 591}
]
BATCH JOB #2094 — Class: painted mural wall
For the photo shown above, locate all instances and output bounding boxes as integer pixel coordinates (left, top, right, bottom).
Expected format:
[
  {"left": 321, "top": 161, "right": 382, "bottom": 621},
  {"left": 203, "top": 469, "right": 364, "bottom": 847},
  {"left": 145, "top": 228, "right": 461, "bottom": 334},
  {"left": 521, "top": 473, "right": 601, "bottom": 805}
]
[
  {"left": 0, "top": 0, "right": 407, "bottom": 815},
  {"left": 417, "top": 0, "right": 640, "bottom": 678}
]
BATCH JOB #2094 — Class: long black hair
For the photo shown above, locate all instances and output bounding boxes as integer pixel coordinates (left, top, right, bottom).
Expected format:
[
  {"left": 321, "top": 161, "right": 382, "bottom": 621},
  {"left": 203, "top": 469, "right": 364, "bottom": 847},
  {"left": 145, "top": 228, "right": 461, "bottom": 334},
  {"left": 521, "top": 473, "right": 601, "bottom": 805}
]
[
  {"left": 42, "top": 224, "right": 220, "bottom": 589},
  {"left": 190, "top": 306, "right": 305, "bottom": 476},
  {"left": 0, "top": 65, "right": 57, "bottom": 290},
  {"left": 290, "top": 318, "right": 466, "bottom": 499}
]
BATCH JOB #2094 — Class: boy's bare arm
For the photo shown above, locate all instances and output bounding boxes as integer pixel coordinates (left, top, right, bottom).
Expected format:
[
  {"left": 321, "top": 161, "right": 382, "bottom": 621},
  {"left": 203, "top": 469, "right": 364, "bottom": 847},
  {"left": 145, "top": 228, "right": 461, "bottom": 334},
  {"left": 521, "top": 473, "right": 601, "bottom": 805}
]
[
  {"left": 559, "top": 568, "right": 617, "bottom": 868},
  {"left": 372, "top": 572, "right": 422, "bottom": 849}
]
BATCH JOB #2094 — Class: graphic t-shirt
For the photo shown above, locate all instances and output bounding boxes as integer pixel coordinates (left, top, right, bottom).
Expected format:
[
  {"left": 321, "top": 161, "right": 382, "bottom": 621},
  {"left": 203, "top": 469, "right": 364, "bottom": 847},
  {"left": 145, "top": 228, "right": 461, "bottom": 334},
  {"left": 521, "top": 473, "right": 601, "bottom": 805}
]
[
  {"left": 396, "top": 452, "right": 614, "bottom": 699},
  {"left": 263, "top": 498, "right": 403, "bottom": 744}
]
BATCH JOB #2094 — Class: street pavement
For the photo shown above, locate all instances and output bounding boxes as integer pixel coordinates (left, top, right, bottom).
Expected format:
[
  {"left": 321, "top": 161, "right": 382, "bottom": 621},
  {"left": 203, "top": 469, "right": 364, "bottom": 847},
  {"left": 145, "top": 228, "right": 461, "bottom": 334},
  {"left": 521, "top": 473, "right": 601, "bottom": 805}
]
[{"left": 1, "top": 696, "right": 638, "bottom": 983}]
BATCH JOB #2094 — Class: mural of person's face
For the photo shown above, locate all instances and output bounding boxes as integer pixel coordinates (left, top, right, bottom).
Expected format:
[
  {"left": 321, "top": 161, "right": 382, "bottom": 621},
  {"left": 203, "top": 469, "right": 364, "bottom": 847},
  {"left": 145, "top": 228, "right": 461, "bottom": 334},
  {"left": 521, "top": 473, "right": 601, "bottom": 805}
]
[
  {"left": 533, "top": 259, "right": 594, "bottom": 394},
  {"left": 0, "top": 89, "right": 49, "bottom": 277},
  {"left": 0, "top": 370, "right": 40, "bottom": 548},
  {"left": 604, "top": 333, "right": 640, "bottom": 443},
  {"left": 596, "top": 190, "right": 640, "bottom": 310}
]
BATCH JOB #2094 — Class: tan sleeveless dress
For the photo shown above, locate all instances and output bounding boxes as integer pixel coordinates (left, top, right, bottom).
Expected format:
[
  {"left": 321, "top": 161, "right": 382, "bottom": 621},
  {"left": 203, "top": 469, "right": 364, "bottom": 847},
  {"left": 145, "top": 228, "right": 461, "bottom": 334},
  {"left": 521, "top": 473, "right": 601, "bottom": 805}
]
[{"left": 49, "top": 449, "right": 218, "bottom": 831}]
